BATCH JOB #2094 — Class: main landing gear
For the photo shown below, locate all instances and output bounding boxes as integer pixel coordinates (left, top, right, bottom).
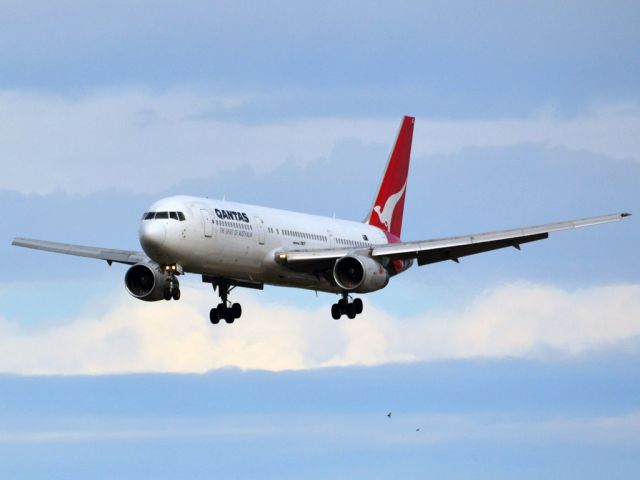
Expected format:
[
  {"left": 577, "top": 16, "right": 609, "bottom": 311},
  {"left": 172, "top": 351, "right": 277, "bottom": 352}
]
[
  {"left": 208, "top": 278, "right": 242, "bottom": 325},
  {"left": 331, "top": 293, "right": 363, "bottom": 320},
  {"left": 202, "top": 276, "right": 263, "bottom": 326}
]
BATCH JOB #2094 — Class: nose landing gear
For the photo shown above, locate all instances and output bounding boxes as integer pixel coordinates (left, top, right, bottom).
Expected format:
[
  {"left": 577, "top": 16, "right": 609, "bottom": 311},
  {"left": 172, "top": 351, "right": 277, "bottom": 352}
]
[
  {"left": 331, "top": 293, "right": 363, "bottom": 320},
  {"left": 163, "top": 276, "right": 181, "bottom": 301},
  {"left": 161, "top": 264, "right": 182, "bottom": 301}
]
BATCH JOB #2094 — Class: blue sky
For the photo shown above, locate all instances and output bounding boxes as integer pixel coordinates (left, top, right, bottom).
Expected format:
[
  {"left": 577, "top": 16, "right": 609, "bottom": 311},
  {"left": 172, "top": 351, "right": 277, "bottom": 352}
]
[{"left": 1, "top": 1, "right": 639, "bottom": 478}]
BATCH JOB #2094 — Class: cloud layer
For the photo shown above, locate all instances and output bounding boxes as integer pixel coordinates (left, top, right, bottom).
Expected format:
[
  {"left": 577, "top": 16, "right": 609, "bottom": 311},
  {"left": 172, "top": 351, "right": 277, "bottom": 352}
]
[
  {"left": 2, "top": 90, "right": 640, "bottom": 194},
  {"left": 3, "top": 410, "right": 640, "bottom": 447},
  {"left": 1, "top": 282, "right": 638, "bottom": 375}
]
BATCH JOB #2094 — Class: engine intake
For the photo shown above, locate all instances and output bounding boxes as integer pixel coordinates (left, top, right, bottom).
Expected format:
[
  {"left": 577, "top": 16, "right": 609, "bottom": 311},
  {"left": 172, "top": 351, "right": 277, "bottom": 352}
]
[
  {"left": 125, "top": 262, "right": 176, "bottom": 301},
  {"left": 333, "top": 255, "right": 389, "bottom": 293}
]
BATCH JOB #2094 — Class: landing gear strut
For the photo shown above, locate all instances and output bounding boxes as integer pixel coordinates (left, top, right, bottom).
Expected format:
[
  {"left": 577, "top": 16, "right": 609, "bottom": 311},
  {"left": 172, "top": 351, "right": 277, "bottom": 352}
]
[
  {"left": 331, "top": 293, "right": 363, "bottom": 320},
  {"left": 208, "top": 279, "right": 242, "bottom": 325},
  {"left": 163, "top": 275, "right": 181, "bottom": 301}
]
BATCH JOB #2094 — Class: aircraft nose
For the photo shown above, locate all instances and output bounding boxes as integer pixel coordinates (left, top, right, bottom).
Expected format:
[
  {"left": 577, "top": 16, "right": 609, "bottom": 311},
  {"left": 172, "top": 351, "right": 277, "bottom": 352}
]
[{"left": 139, "top": 221, "right": 166, "bottom": 254}]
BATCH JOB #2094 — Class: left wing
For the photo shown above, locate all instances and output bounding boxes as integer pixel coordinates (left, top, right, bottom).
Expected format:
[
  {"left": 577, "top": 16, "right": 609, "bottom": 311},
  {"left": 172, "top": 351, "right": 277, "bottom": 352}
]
[
  {"left": 12, "top": 238, "right": 148, "bottom": 266},
  {"left": 276, "top": 213, "right": 631, "bottom": 271}
]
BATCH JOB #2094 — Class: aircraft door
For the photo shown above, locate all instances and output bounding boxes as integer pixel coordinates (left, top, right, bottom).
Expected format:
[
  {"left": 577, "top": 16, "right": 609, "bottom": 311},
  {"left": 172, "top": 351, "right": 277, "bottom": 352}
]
[
  {"left": 327, "top": 229, "right": 335, "bottom": 249},
  {"left": 201, "top": 209, "right": 213, "bottom": 238},
  {"left": 254, "top": 216, "right": 265, "bottom": 245}
]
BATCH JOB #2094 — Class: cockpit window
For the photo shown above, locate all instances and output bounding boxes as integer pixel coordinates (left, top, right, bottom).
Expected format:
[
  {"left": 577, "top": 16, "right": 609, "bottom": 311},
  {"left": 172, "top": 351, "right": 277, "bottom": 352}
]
[{"left": 143, "top": 211, "right": 185, "bottom": 220}]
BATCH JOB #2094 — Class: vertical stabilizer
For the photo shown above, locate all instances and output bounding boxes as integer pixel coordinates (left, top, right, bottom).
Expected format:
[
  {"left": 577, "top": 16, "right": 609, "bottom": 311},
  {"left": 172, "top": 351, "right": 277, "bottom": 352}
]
[{"left": 366, "top": 116, "right": 414, "bottom": 239}]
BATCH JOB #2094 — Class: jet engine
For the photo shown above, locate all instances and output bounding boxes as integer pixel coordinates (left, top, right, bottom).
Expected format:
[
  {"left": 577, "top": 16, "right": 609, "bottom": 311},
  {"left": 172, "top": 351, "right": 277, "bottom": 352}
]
[
  {"left": 333, "top": 255, "right": 389, "bottom": 293},
  {"left": 124, "top": 262, "right": 178, "bottom": 301}
]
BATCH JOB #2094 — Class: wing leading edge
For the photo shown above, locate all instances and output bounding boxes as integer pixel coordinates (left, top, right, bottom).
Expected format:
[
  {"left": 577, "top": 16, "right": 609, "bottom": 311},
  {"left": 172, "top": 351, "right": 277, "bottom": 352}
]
[
  {"left": 12, "top": 238, "right": 147, "bottom": 266},
  {"left": 277, "top": 213, "right": 631, "bottom": 270}
]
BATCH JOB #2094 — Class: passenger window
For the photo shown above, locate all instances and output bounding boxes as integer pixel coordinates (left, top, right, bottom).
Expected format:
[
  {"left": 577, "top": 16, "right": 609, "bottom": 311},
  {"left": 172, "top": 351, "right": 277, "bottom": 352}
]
[
  {"left": 170, "top": 212, "right": 178, "bottom": 220},
  {"left": 155, "top": 212, "right": 169, "bottom": 219}
]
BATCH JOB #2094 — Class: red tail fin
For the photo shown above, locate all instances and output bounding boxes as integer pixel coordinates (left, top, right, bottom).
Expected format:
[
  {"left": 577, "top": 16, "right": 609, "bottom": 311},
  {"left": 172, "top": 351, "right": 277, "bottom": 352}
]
[{"left": 366, "top": 116, "right": 414, "bottom": 239}]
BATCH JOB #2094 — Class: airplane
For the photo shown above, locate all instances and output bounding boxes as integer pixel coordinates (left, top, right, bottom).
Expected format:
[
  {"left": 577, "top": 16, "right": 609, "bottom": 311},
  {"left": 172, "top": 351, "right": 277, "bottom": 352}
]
[{"left": 12, "top": 116, "right": 631, "bottom": 324}]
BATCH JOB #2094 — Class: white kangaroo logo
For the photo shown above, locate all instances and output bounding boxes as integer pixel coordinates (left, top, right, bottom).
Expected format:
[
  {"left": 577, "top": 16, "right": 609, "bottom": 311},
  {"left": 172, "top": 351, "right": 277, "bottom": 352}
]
[{"left": 373, "top": 181, "right": 406, "bottom": 231}]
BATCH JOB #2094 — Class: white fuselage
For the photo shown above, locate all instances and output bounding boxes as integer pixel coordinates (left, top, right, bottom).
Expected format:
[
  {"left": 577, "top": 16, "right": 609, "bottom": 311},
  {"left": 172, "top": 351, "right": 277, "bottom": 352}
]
[{"left": 139, "top": 195, "right": 392, "bottom": 293}]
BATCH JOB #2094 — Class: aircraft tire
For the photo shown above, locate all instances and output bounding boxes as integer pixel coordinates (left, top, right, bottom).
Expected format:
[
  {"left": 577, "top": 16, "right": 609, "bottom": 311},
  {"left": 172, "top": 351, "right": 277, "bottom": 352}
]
[
  {"left": 164, "top": 288, "right": 171, "bottom": 301},
  {"left": 209, "top": 308, "right": 220, "bottom": 324},
  {"left": 331, "top": 304, "right": 341, "bottom": 320},
  {"left": 353, "top": 298, "right": 363, "bottom": 314},
  {"left": 172, "top": 288, "right": 181, "bottom": 301},
  {"left": 346, "top": 306, "right": 356, "bottom": 319},
  {"left": 231, "top": 303, "right": 242, "bottom": 319}
]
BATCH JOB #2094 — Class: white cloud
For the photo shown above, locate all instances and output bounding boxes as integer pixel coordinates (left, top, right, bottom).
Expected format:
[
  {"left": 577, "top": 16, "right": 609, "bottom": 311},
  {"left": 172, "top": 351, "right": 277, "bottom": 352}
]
[
  {"left": 1, "top": 89, "right": 639, "bottom": 194},
  {"left": 402, "top": 283, "right": 640, "bottom": 360},
  {"left": 0, "top": 282, "right": 638, "bottom": 375}
]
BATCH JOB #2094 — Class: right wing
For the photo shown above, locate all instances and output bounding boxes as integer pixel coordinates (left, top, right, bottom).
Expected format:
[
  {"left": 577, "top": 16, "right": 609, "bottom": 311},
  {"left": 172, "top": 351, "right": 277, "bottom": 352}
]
[
  {"left": 370, "top": 212, "right": 630, "bottom": 266},
  {"left": 276, "top": 212, "right": 631, "bottom": 271},
  {"left": 12, "top": 237, "right": 148, "bottom": 266}
]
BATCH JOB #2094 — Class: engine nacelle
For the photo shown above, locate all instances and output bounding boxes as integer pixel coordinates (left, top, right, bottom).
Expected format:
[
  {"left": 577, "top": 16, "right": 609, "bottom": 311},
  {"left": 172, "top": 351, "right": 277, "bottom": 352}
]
[
  {"left": 333, "top": 255, "right": 389, "bottom": 293},
  {"left": 124, "top": 262, "right": 176, "bottom": 301}
]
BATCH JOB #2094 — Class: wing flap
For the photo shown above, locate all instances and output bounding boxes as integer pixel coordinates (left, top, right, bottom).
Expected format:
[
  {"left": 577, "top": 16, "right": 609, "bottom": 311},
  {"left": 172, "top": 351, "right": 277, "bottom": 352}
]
[
  {"left": 416, "top": 232, "right": 548, "bottom": 266},
  {"left": 12, "top": 237, "right": 147, "bottom": 265}
]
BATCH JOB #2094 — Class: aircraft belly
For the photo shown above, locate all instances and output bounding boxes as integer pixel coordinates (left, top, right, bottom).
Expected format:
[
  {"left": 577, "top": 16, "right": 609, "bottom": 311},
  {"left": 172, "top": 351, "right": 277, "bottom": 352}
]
[
  {"left": 182, "top": 245, "right": 336, "bottom": 292},
  {"left": 263, "top": 273, "right": 337, "bottom": 293}
]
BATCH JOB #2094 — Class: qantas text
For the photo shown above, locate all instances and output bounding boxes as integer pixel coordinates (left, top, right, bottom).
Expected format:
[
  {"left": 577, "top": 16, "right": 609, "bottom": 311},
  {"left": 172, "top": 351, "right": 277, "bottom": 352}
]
[{"left": 215, "top": 209, "right": 250, "bottom": 223}]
